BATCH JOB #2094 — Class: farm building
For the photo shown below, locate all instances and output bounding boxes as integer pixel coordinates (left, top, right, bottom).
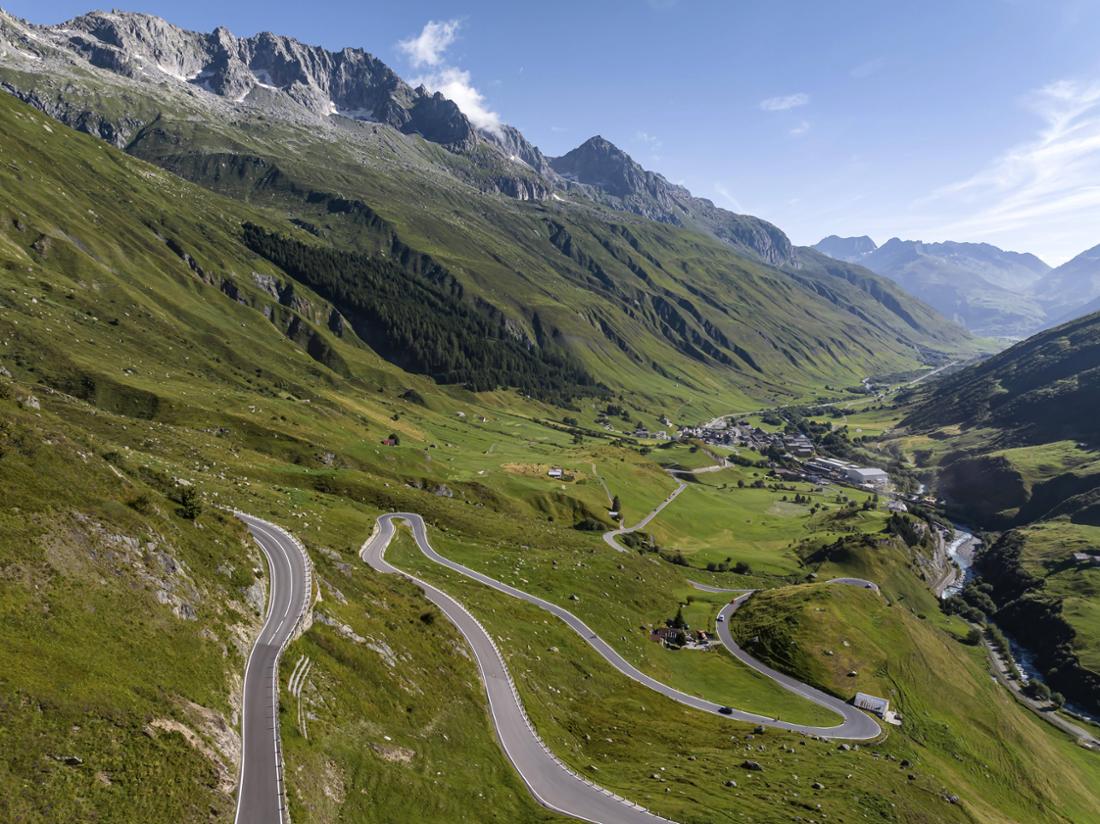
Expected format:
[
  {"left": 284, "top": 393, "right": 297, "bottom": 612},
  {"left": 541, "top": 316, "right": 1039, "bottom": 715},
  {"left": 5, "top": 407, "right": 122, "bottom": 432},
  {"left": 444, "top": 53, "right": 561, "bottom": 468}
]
[{"left": 853, "top": 692, "right": 890, "bottom": 716}]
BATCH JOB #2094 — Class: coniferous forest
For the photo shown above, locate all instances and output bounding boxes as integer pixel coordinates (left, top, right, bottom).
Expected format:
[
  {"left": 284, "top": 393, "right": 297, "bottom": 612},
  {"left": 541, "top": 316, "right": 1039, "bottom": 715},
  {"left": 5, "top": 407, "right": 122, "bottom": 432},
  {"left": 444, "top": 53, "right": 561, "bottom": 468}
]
[{"left": 243, "top": 224, "right": 602, "bottom": 402}]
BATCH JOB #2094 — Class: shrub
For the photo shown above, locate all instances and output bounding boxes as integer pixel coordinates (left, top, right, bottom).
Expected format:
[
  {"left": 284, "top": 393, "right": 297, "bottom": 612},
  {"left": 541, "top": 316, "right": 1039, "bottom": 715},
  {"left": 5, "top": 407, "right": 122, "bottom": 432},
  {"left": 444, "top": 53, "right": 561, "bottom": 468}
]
[
  {"left": 573, "top": 518, "right": 604, "bottom": 532},
  {"left": 178, "top": 486, "right": 201, "bottom": 520},
  {"left": 127, "top": 494, "right": 153, "bottom": 515},
  {"left": 1025, "top": 680, "right": 1051, "bottom": 702}
]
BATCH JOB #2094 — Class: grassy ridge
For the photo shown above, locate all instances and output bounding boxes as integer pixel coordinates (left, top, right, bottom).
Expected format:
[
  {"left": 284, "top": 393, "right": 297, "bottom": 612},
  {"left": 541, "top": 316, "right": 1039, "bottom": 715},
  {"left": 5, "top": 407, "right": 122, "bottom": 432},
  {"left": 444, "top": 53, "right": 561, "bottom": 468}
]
[
  {"left": 729, "top": 585, "right": 1100, "bottom": 823},
  {"left": 892, "top": 315, "right": 1100, "bottom": 714}
]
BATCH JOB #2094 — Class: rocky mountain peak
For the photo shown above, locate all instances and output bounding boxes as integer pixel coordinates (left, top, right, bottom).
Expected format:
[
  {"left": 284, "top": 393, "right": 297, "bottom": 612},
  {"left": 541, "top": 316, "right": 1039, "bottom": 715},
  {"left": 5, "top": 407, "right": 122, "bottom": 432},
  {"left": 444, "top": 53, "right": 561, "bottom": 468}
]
[
  {"left": 549, "top": 135, "right": 794, "bottom": 266},
  {"left": 0, "top": 8, "right": 795, "bottom": 263},
  {"left": 550, "top": 135, "right": 651, "bottom": 199},
  {"left": 10, "top": 10, "right": 479, "bottom": 150}
]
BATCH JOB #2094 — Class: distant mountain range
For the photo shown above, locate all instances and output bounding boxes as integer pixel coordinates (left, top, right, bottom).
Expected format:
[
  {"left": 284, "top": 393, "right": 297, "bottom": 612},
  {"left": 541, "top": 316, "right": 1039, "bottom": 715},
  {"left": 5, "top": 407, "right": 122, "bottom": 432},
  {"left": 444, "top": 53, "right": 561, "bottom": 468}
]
[
  {"left": 813, "top": 235, "right": 1100, "bottom": 338},
  {"left": 0, "top": 8, "right": 974, "bottom": 405}
]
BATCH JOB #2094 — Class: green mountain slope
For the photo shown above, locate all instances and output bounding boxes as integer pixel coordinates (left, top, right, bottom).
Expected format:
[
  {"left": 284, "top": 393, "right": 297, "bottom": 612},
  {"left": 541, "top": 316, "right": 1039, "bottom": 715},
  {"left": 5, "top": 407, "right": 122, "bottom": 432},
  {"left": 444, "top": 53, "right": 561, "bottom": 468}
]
[
  {"left": 902, "top": 310, "right": 1100, "bottom": 453},
  {"left": 896, "top": 313, "right": 1100, "bottom": 715},
  {"left": 729, "top": 583, "right": 1100, "bottom": 823},
  {"left": 0, "top": 9, "right": 974, "bottom": 414},
  {"left": 1, "top": 66, "right": 1096, "bottom": 824},
  {"left": 0, "top": 88, "right": 571, "bottom": 823}
]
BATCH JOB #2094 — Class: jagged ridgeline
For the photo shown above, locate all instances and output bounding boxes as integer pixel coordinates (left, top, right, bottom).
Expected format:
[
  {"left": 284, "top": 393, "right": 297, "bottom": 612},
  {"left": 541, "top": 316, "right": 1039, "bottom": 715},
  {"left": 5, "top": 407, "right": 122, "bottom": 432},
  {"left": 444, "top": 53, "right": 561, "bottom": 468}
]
[{"left": 241, "top": 224, "right": 600, "bottom": 401}]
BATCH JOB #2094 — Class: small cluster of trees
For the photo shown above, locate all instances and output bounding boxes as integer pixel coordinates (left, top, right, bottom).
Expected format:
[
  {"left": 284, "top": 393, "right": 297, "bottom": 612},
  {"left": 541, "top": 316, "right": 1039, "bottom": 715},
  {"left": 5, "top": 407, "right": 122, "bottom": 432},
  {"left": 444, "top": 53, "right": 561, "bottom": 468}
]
[
  {"left": 602, "top": 404, "right": 634, "bottom": 422},
  {"left": 943, "top": 581, "right": 998, "bottom": 626},
  {"left": 705, "top": 558, "right": 752, "bottom": 575},
  {"left": 178, "top": 486, "right": 201, "bottom": 520},
  {"left": 886, "top": 512, "right": 927, "bottom": 548},
  {"left": 1023, "top": 679, "right": 1065, "bottom": 707}
]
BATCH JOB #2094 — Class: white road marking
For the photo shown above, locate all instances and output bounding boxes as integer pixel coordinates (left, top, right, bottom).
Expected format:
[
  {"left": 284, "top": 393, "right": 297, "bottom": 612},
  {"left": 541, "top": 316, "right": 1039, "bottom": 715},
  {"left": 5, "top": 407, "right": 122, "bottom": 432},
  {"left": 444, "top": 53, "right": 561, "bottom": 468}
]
[{"left": 233, "top": 515, "right": 311, "bottom": 824}]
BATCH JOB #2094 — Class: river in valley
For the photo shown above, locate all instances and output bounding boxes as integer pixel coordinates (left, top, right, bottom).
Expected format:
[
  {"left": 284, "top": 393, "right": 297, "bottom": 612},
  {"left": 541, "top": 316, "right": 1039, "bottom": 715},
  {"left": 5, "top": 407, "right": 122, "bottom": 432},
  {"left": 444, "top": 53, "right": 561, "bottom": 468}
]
[{"left": 939, "top": 524, "right": 979, "bottom": 599}]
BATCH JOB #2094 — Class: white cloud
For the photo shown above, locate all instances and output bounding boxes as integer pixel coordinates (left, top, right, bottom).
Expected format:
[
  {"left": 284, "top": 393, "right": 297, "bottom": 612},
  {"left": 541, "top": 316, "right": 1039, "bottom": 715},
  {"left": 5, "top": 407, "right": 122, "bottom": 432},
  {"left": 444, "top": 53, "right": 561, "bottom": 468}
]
[
  {"left": 714, "top": 183, "right": 745, "bottom": 212},
  {"left": 789, "top": 120, "right": 811, "bottom": 136},
  {"left": 760, "top": 93, "right": 809, "bottom": 112},
  {"left": 635, "top": 130, "right": 663, "bottom": 150},
  {"left": 399, "top": 19, "right": 502, "bottom": 135},
  {"left": 915, "top": 78, "right": 1100, "bottom": 264},
  {"left": 398, "top": 19, "right": 459, "bottom": 68},
  {"left": 414, "top": 66, "right": 502, "bottom": 134}
]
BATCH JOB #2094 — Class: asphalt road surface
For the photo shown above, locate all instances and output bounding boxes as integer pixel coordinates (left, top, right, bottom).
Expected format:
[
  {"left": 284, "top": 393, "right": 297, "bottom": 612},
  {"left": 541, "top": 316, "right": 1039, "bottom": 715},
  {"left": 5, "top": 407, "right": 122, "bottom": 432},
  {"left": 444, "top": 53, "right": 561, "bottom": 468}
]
[
  {"left": 716, "top": 594, "right": 881, "bottom": 740},
  {"left": 825, "top": 577, "right": 881, "bottom": 593},
  {"left": 234, "top": 513, "right": 312, "bottom": 824},
  {"left": 367, "top": 513, "right": 880, "bottom": 742},
  {"left": 362, "top": 513, "right": 673, "bottom": 824},
  {"left": 602, "top": 461, "right": 730, "bottom": 552},
  {"left": 603, "top": 479, "right": 687, "bottom": 552}
]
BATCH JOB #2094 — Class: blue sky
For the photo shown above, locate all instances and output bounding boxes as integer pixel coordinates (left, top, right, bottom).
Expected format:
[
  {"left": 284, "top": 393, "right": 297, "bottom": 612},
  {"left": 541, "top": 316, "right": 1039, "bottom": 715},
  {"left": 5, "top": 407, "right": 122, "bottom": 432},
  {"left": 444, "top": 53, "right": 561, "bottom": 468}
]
[{"left": 10, "top": 0, "right": 1100, "bottom": 263}]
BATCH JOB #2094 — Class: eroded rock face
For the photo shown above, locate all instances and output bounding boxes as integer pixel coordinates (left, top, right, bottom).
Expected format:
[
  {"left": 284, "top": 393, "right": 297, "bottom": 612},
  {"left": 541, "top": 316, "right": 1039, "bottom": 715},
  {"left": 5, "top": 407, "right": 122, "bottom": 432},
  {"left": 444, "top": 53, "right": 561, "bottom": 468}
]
[
  {"left": 2, "top": 10, "right": 479, "bottom": 149},
  {"left": 1, "top": 8, "right": 807, "bottom": 245}
]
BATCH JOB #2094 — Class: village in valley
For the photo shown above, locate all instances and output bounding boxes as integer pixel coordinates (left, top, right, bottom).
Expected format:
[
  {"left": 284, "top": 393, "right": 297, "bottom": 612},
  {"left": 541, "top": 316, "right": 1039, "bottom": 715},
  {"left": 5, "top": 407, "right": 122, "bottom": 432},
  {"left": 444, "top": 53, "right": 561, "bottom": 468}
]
[{"left": 539, "top": 398, "right": 920, "bottom": 729}]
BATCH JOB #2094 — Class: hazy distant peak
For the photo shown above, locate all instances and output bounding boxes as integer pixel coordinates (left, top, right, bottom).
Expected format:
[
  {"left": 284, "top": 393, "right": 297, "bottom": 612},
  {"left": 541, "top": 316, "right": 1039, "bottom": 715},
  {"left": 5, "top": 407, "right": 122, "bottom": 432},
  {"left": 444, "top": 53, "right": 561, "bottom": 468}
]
[{"left": 812, "top": 235, "right": 878, "bottom": 263}]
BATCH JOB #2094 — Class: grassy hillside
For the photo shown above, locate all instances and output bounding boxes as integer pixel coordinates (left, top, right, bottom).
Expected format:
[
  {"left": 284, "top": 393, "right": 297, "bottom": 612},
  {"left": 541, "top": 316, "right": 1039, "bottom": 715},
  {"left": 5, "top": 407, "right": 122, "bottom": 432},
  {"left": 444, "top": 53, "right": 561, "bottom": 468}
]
[
  {"left": 728, "top": 584, "right": 1100, "bottom": 824},
  {"left": 0, "top": 75, "right": 1095, "bottom": 824},
  {"left": 877, "top": 315, "right": 1100, "bottom": 716},
  {"left": 0, "top": 37, "right": 976, "bottom": 417},
  {"left": 0, "top": 387, "right": 262, "bottom": 823},
  {"left": 902, "top": 310, "right": 1100, "bottom": 452}
]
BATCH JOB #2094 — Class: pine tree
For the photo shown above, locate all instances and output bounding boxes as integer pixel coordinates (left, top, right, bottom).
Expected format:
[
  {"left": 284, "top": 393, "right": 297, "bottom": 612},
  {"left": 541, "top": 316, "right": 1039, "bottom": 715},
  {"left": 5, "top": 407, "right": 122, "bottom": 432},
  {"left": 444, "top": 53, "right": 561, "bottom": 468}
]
[{"left": 671, "top": 604, "right": 688, "bottom": 630}]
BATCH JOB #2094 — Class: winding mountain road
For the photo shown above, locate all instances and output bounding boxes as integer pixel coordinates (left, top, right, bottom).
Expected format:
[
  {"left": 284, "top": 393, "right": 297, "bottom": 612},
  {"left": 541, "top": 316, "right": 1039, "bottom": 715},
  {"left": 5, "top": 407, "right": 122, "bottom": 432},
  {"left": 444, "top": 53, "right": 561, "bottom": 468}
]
[
  {"left": 362, "top": 513, "right": 672, "bottom": 824},
  {"left": 365, "top": 513, "right": 880, "bottom": 750},
  {"left": 715, "top": 593, "right": 881, "bottom": 740},
  {"left": 603, "top": 480, "right": 687, "bottom": 552},
  {"left": 233, "top": 513, "right": 313, "bottom": 824},
  {"left": 602, "top": 460, "right": 727, "bottom": 553}
]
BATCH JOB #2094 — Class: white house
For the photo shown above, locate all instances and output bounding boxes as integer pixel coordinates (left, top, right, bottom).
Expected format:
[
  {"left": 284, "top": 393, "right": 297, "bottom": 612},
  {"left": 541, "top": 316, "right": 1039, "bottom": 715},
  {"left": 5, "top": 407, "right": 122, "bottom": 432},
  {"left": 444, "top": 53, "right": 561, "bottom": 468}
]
[
  {"left": 853, "top": 692, "right": 890, "bottom": 716},
  {"left": 547, "top": 467, "right": 563, "bottom": 478}
]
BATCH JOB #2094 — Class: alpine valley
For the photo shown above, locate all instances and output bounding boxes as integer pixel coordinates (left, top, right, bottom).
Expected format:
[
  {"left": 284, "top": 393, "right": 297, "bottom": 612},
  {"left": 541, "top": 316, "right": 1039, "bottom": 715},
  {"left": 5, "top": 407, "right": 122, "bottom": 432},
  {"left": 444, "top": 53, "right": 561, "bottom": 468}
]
[{"left": 0, "top": 9, "right": 1097, "bottom": 824}]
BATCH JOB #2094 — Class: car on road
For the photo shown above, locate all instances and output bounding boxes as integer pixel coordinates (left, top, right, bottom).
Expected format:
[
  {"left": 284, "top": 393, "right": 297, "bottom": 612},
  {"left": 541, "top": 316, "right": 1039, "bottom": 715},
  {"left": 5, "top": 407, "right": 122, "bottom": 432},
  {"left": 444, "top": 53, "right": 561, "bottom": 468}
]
[
  {"left": 716, "top": 615, "right": 725, "bottom": 622},
  {"left": 718, "top": 706, "right": 733, "bottom": 715}
]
